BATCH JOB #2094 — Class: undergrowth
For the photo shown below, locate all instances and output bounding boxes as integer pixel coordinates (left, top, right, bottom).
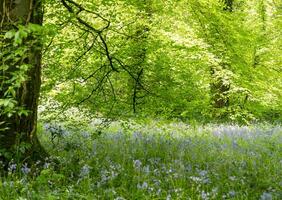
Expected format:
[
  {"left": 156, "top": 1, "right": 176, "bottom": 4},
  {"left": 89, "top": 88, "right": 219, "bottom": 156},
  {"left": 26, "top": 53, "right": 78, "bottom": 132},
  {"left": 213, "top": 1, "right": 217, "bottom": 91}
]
[{"left": 0, "top": 121, "right": 281, "bottom": 200}]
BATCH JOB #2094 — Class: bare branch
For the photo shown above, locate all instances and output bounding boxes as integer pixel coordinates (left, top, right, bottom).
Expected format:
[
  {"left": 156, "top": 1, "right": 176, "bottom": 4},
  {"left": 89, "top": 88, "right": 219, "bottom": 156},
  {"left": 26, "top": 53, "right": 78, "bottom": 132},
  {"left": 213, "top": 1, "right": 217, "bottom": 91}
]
[
  {"left": 83, "top": 64, "right": 105, "bottom": 82},
  {"left": 133, "top": 68, "right": 143, "bottom": 113},
  {"left": 98, "top": 33, "right": 118, "bottom": 72},
  {"left": 78, "top": 70, "right": 111, "bottom": 105}
]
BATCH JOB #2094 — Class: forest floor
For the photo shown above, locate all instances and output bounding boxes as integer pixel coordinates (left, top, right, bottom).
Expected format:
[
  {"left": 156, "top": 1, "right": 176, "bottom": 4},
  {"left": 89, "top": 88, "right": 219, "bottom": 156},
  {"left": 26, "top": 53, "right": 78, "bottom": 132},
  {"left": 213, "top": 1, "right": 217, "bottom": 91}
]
[{"left": 0, "top": 121, "right": 281, "bottom": 199}]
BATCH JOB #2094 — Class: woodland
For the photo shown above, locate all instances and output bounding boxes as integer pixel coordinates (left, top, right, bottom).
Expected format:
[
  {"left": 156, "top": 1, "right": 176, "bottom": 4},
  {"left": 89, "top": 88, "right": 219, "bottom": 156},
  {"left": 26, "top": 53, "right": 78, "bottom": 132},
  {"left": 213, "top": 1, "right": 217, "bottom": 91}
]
[{"left": 0, "top": 0, "right": 281, "bottom": 199}]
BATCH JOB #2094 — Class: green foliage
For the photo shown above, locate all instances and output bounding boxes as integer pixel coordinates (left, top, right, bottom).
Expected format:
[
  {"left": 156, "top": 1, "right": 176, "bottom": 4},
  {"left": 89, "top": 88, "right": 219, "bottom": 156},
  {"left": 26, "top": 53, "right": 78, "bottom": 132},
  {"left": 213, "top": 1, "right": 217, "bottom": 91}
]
[
  {"left": 0, "top": 123, "right": 281, "bottom": 199},
  {"left": 1, "top": 0, "right": 280, "bottom": 198},
  {"left": 1, "top": 25, "right": 33, "bottom": 120},
  {"left": 1, "top": 1, "right": 281, "bottom": 198},
  {"left": 39, "top": 0, "right": 281, "bottom": 124}
]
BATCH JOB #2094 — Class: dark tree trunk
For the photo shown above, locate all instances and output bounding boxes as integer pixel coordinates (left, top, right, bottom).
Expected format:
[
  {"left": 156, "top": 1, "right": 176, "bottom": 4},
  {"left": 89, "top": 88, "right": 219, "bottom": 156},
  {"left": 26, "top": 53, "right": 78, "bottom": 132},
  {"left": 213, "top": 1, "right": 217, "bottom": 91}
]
[
  {"left": 223, "top": 0, "right": 233, "bottom": 12},
  {"left": 0, "top": 0, "right": 46, "bottom": 162},
  {"left": 210, "top": 0, "right": 234, "bottom": 110},
  {"left": 210, "top": 66, "right": 230, "bottom": 108},
  {"left": 129, "top": 1, "right": 152, "bottom": 114}
]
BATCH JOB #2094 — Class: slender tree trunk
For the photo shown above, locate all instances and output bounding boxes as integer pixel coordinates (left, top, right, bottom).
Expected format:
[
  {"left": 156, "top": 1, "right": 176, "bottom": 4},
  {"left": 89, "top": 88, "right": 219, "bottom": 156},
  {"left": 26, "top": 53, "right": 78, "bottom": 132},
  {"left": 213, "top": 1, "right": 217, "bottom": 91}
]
[
  {"left": 210, "top": 65, "right": 230, "bottom": 109},
  {"left": 0, "top": 0, "right": 46, "bottom": 162},
  {"left": 129, "top": 1, "right": 152, "bottom": 114},
  {"left": 210, "top": 0, "right": 233, "bottom": 110},
  {"left": 224, "top": 0, "right": 233, "bottom": 12},
  {"left": 253, "top": 0, "right": 267, "bottom": 68}
]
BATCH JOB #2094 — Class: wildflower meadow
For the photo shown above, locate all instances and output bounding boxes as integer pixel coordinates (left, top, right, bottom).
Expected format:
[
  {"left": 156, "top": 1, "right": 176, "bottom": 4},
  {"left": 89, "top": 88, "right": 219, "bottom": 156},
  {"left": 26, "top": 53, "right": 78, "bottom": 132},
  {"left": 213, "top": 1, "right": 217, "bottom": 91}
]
[{"left": 0, "top": 121, "right": 281, "bottom": 199}]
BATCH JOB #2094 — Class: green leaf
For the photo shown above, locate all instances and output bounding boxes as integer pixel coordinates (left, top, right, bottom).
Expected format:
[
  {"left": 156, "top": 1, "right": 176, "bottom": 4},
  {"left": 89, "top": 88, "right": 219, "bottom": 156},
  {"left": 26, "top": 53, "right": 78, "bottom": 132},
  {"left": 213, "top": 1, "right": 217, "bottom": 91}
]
[
  {"left": 14, "top": 31, "right": 22, "bottom": 46},
  {"left": 18, "top": 109, "right": 29, "bottom": 117},
  {"left": 28, "top": 23, "right": 43, "bottom": 33},
  {"left": 0, "top": 99, "right": 10, "bottom": 107},
  {"left": 4, "top": 30, "right": 15, "bottom": 39}
]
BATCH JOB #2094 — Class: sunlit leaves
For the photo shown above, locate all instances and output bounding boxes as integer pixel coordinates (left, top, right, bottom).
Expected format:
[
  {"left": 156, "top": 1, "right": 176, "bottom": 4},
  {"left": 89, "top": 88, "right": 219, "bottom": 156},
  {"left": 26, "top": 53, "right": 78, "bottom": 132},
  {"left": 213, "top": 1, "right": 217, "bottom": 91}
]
[{"left": 41, "top": 0, "right": 281, "bottom": 123}]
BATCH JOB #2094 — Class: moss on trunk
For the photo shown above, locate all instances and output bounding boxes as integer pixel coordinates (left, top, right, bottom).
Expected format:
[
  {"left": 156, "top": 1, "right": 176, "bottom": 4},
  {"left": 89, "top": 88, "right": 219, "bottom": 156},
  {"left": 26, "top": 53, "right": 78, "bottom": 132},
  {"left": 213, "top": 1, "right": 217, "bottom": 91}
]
[{"left": 0, "top": 0, "right": 47, "bottom": 163}]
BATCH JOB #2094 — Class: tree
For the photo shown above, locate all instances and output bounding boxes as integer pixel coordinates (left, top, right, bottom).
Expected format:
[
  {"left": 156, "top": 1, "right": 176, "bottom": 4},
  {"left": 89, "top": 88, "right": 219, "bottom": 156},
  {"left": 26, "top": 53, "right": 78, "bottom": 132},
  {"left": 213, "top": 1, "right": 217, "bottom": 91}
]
[
  {"left": 224, "top": 0, "right": 233, "bottom": 12},
  {"left": 126, "top": 0, "right": 152, "bottom": 114},
  {"left": 40, "top": 0, "right": 153, "bottom": 119},
  {"left": 209, "top": 0, "right": 233, "bottom": 110},
  {"left": 0, "top": 0, "right": 46, "bottom": 162},
  {"left": 188, "top": 0, "right": 234, "bottom": 111}
]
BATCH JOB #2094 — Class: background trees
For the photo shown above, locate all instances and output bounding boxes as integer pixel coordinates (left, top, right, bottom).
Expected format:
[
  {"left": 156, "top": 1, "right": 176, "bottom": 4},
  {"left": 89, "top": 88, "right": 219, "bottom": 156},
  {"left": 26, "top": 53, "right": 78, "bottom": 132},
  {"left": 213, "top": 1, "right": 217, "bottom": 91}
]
[{"left": 39, "top": 0, "right": 281, "bottom": 124}]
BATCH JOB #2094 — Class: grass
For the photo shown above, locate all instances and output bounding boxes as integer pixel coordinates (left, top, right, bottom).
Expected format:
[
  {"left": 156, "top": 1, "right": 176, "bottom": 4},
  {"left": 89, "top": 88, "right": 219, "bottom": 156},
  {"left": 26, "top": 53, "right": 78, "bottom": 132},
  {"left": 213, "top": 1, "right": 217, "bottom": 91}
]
[{"left": 0, "top": 121, "right": 281, "bottom": 199}]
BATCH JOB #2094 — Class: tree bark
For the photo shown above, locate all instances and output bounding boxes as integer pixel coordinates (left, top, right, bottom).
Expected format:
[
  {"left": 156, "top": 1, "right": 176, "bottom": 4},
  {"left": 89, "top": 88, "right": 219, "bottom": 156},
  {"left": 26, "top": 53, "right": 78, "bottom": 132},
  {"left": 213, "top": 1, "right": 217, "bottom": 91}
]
[
  {"left": 223, "top": 0, "right": 233, "bottom": 12},
  {"left": 0, "top": 0, "right": 46, "bottom": 163},
  {"left": 210, "top": 69, "right": 230, "bottom": 109},
  {"left": 129, "top": 1, "right": 152, "bottom": 114},
  {"left": 210, "top": 0, "right": 233, "bottom": 110}
]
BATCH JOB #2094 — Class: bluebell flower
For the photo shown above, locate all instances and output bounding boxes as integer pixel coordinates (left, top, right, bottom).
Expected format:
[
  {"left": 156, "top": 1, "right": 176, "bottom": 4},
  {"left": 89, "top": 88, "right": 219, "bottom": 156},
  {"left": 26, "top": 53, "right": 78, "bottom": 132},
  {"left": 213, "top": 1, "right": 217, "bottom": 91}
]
[
  {"left": 79, "top": 164, "right": 91, "bottom": 178},
  {"left": 199, "top": 170, "right": 208, "bottom": 177},
  {"left": 201, "top": 191, "right": 209, "bottom": 200},
  {"left": 133, "top": 160, "right": 142, "bottom": 169},
  {"left": 137, "top": 181, "right": 148, "bottom": 190},
  {"left": 228, "top": 190, "right": 236, "bottom": 198},
  {"left": 81, "top": 131, "right": 90, "bottom": 138},
  {"left": 43, "top": 162, "right": 50, "bottom": 169},
  {"left": 21, "top": 163, "right": 31, "bottom": 175},
  {"left": 260, "top": 192, "right": 272, "bottom": 200},
  {"left": 43, "top": 123, "right": 50, "bottom": 131}
]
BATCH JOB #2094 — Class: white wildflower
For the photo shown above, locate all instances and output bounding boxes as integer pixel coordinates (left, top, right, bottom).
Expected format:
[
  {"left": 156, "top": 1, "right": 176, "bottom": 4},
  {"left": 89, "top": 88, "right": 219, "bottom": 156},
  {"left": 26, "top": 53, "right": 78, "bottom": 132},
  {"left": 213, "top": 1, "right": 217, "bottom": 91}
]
[
  {"left": 8, "top": 163, "right": 17, "bottom": 172},
  {"left": 166, "top": 194, "right": 172, "bottom": 200},
  {"left": 114, "top": 197, "right": 126, "bottom": 200},
  {"left": 143, "top": 165, "right": 150, "bottom": 174}
]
